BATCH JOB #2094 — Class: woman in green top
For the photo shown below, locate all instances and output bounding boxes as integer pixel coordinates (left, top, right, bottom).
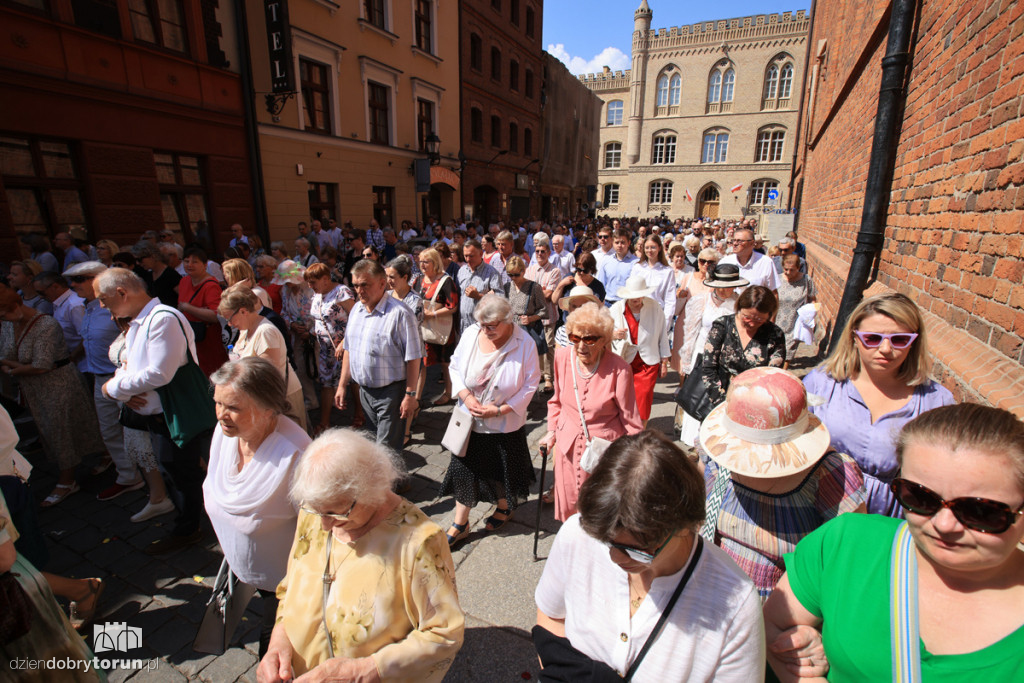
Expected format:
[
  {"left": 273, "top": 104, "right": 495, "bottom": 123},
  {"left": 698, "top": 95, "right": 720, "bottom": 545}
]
[{"left": 764, "top": 404, "right": 1024, "bottom": 681}]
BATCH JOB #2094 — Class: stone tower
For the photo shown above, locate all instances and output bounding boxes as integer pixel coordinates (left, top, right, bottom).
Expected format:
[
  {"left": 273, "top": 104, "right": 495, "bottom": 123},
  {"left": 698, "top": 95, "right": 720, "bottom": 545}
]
[{"left": 626, "top": 0, "right": 653, "bottom": 164}]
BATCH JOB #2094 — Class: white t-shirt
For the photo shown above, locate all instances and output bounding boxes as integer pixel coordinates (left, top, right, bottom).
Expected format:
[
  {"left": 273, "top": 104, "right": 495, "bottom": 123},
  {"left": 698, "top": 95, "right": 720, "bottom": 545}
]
[
  {"left": 719, "top": 251, "right": 779, "bottom": 291},
  {"left": 535, "top": 515, "right": 764, "bottom": 682}
]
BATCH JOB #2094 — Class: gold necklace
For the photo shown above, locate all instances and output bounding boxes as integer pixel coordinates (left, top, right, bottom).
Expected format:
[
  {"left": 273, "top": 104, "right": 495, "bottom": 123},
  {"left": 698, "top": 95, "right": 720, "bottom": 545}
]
[{"left": 628, "top": 576, "right": 645, "bottom": 609}]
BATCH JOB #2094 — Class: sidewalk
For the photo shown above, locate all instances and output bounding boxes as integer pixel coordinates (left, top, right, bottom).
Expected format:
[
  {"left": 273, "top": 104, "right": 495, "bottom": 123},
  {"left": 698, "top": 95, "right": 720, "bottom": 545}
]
[{"left": 25, "top": 345, "right": 822, "bottom": 682}]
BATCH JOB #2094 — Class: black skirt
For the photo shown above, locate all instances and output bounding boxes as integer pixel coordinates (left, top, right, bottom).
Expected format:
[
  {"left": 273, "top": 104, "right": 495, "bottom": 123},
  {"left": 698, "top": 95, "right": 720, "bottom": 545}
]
[{"left": 439, "top": 426, "right": 536, "bottom": 510}]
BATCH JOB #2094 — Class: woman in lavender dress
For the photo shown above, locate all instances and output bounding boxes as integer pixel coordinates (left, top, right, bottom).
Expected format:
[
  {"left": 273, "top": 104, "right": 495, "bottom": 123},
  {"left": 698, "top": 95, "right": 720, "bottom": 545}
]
[{"left": 803, "top": 293, "right": 954, "bottom": 517}]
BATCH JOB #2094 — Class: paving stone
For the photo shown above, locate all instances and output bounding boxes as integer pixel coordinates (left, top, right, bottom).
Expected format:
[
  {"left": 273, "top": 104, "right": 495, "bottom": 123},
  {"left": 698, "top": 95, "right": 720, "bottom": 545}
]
[
  {"left": 196, "top": 646, "right": 257, "bottom": 683},
  {"left": 442, "top": 616, "right": 539, "bottom": 683},
  {"left": 123, "top": 559, "right": 181, "bottom": 593},
  {"left": 141, "top": 615, "right": 196, "bottom": 658},
  {"left": 125, "top": 660, "right": 188, "bottom": 683}
]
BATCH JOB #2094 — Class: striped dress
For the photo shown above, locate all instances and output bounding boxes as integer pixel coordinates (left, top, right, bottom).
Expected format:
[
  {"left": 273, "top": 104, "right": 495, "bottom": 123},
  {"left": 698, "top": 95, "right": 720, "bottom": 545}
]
[{"left": 701, "top": 449, "right": 866, "bottom": 602}]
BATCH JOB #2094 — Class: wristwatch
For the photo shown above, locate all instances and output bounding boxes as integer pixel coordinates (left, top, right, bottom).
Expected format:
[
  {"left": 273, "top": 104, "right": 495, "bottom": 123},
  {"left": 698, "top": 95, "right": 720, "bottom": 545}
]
[{"left": 405, "top": 390, "right": 417, "bottom": 397}]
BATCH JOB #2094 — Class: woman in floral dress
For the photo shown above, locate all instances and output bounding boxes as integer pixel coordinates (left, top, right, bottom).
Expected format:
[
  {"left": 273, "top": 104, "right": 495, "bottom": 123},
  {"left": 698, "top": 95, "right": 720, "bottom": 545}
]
[{"left": 304, "top": 263, "right": 354, "bottom": 434}]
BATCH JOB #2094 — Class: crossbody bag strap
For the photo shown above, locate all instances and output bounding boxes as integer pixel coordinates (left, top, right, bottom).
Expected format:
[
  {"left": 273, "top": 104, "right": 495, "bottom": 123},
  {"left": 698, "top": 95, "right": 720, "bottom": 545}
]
[
  {"left": 188, "top": 278, "right": 218, "bottom": 304},
  {"left": 890, "top": 521, "right": 922, "bottom": 683},
  {"left": 569, "top": 351, "right": 591, "bottom": 444},
  {"left": 699, "top": 465, "right": 731, "bottom": 543},
  {"left": 148, "top": 310, "right": 201, "bottom": 367},
  {"left": 624, "top": 537, "right": 704, "bottom": 681}
]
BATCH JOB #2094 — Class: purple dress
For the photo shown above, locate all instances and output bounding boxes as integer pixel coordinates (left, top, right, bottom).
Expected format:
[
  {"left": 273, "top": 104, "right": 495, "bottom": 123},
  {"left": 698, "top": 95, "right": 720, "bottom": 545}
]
[{"left": 803, "top": 368, "right": 954, "bottom": 517}]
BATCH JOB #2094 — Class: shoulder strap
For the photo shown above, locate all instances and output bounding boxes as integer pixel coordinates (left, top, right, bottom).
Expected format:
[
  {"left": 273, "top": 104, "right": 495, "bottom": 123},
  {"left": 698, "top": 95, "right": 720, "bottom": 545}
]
[
  {"left": 889, "top": 521, "right": 922, "bottom": 683},
  {"left": 624, "top": 538, "right": 704, "bottom": 681},
  {"left": 15, "top": 313, "right": 45, "bottom": 354},
  {"left": 188, "top": 278, "right": 217, "bottom": 304},
  {"left": 147, "top": 310, "right": 201, "bottom": 367},
  {"left": 429, "top": 275, "right": 448, "bottom": 305},
  {"left": 569, "top": 352, "right": 591, "bottom": 443}
]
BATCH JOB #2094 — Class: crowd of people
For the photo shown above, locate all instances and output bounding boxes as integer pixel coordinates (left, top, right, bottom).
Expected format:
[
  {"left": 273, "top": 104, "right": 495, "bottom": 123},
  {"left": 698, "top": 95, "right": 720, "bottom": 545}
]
[{"left": 1, "top": 216, "right": 1020, "bottom": 682}]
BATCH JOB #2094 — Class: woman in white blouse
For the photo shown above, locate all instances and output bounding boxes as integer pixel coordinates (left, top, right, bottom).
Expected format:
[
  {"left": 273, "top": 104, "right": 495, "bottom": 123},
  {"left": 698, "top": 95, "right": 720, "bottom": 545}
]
[
  {"left": 205, "top": 357, "right": 311, "bottom": 658},
  {"left": 439, "top": 294, "right": 541, "bottom": 546},
  {"left": 629, "top": 234, "right": 676, "bottom": 332}
]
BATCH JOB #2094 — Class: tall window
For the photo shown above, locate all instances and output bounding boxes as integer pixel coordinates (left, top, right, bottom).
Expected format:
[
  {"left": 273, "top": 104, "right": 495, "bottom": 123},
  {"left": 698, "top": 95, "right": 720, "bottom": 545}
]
[
  {"left": 470, "top": 33, "right": 482, "bottom": 71},
  {"left": 491, "top": 47, "right": 501, "bottom": 80},
  {"left": 707, "top": 71, "right": 721, "bottom": 103},
  {"left": 509, "top": 122, "right": 518, "bottom": 152},
  {"left": 300, "top": 58, "right": 331, "bottom": 134},
  {"left": 779, "top": 64, "right": 794, "bottom": 98},
  {"left": 128, "top": 0, "right": 187, "bottom": 53},
  {"left": 603, "top": 184, "right": 619, "bottom": 206},
  {"left": 652, "top": 134, "right": 676, "bottom": 164},
  {"left": 364, "top": 0, "right": 385, "bottom": 29},
  {"left": 749, "top": 180, "right": 780, "bottom": 207},
  {"left": 490, "top": 115, "right": 501, "bottom": 147},
  {"left": 510, "top": 60, "right": 519, "bottom": 90},
  {"left": 510, "top": 0, "right": 519, "bottom": 25},
  {"left": 765, "top": 65, "right": 779, "bottom": 99},
  {"left": 755, "top": 128, "right": 785, "bottom": 162},
  {"left": 763, "top": 56, "right": 795, "bottom": 109},
  {"left": 414, "top": 0, "right": 432, "bottom": 53},
  {"left": 372, "top": 186, "right": 394, "bottom": 227},
  {"left": 702, "top": 131, "right": 729, "bottom": 163},
  {"left": 308, "top": 182, "right": 337, "bottom": 223},
  {"left": 525, "top": 69, "right": 534, "bottom": 98},
  {"left": 368, "top": 82, "right": 389, "bottom": 145},
  {"left": 606, "top": 100, "right": 623, "bottom": 126},
  {"left": 668, "top": 74, "right": 681, "bottom": 105},
  {"left": 470, "top": 107, "right": 483, "bottom": 143},
  {"left": 75, "top": 0, "right": 122, "bottom": 39},
  {"left": 1, "top": 136, "right": 89, "bottom": 240},
  {"left": 722, "top": 69, "right": 735, "bottom": 102},
  {"left": 417, "top": 98, "right": 434, "bottom": 151},
  {"left": 155, "top": 152, "right": 208, "bottom": 245},
  {"left": 524, "top": 128, "right": 533, "bottom": 155},
  {"left": 604, "top": 142, "right": 621, "bottom": 169},
  {"left": 656, "top": 75, "right": 669, "bottom": 107},
  {"left": 525, "top": 7, "right": 535, "bottom": 37},
  {"left": 649, "top": 181, "right": 673, "bottom": 204}
]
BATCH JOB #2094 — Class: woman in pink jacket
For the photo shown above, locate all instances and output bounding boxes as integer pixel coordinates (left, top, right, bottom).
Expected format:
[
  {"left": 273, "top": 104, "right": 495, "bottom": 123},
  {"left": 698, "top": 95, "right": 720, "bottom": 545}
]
[{"left": 543, "top": 302, "right": 643, "bottom": 522}]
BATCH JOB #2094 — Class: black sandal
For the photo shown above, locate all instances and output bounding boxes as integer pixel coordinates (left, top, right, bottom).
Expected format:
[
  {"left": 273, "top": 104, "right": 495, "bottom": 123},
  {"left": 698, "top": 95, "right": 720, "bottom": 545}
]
[
  {"left": 447, "top": 522, "right": 470, "bottom": 547},
  {"left": 484, "top": 507, "right": 512, "bottom": 532}
]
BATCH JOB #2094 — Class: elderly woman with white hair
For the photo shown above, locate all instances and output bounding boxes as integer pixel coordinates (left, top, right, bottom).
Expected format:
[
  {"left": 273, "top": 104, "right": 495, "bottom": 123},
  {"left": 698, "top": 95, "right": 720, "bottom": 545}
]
[
  {"left": 205, "top": 357, "right": 311, "bottom": 657},
  {"left": 440, "top": 293, "right": 541, "bottom": 546},
  {"left": 258, "top": 428, "right": 464, "bottom": 683}
]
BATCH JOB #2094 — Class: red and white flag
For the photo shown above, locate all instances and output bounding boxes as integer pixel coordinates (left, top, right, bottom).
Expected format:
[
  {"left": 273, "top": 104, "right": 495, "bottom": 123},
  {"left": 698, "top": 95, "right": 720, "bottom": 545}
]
[
  {"left": 730, "top": 183, "right": 743, "bottom": 193},
  {"left": 685, "top": 188, "right": 694, "bottom": 202}
]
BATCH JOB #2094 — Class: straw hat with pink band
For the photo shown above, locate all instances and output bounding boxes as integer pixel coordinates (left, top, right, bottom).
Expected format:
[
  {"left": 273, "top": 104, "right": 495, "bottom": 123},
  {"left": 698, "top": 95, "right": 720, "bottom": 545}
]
[{"left": 698, "top": 366, "right": 830, "bottom": 479}]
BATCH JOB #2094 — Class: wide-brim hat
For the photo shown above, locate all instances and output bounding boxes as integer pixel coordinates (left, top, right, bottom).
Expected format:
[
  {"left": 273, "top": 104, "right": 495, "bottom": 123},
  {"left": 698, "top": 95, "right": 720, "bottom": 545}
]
[
  {"left": 698, "top": 367, "right": 831, "bottom": 478},
  {"left": 63, "top": 261, "right": 108, "bottom": 278},
  {"left": 271, "top": 259, "right": 305, "bottom": 285},
  {"left": 616, "top": 273, "right": 654, "bottom": 300},
  {"left": 558, "top": 285, "right": 601, "bottom": 311},
  {"left": 704, "top": 263, "right": 749, "bottom": 289}
]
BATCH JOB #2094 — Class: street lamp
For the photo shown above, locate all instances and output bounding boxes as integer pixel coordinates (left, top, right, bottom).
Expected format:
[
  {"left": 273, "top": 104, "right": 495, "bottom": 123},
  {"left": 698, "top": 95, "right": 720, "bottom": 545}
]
[
  {"left": 487, "top": 150, "right": 509, "bottom": 165},
  {"left": 425, "top": 133, "right": 441, "bottom": 165}
]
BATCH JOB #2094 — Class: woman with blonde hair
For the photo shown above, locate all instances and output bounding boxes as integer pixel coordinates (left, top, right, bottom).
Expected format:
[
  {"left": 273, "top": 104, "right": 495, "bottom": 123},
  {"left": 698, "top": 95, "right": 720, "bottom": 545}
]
[
  {"left": 629, "top": 234, "right": 676, "bottom": 332},
  {"left": 95, "top": 239, "right": 120, "bottom": 267},
  {"left": 804, "top": 292, "right": 953, "bottom": 516},
  {"left": 222, "top": 258, "right": 271, "bottom": 309},
  {"left": 415, "top": 247, "right": 459, "bottom": 406}
]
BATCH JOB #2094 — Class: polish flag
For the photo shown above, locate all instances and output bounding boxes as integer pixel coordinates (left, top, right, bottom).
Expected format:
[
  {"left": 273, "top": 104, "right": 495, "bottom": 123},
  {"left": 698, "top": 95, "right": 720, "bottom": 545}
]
[
  {"left": 730, "top": 183, "right": 744, "bottom": 193},
  {"left": 685, "top": 188, "right": 694, "bottom": 202}
]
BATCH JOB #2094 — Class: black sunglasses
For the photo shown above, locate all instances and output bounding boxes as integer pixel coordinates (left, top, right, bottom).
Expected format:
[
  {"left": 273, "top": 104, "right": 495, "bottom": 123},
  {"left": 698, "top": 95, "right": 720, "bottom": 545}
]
[
  {"left": 69, "top": 275, "right": 95, "bottom": 284},
  {"left": 890, "top": 477, "right": 1024, "bottom": 534}
]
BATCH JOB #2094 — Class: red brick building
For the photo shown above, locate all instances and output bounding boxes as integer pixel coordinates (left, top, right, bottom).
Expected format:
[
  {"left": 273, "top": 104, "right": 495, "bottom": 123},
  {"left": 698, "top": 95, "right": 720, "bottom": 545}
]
[
  {"left": 0, "top": 0, "right": 254, "bottom": 258},
  {"left": 459, "top": 0, "right": 544, "bottom": 223},
  {"left": 791, "top": 0, "right": 1024, "bottom": 416}
]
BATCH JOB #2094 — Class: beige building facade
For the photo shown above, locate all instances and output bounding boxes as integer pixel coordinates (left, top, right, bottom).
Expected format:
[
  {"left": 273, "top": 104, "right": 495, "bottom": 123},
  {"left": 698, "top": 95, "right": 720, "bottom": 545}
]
[
  {"left": 581, "top": 2, "right": 808, "bottom": 220},
  {"left": 247, "top": 0, "right": 461, "bottom": 242}
]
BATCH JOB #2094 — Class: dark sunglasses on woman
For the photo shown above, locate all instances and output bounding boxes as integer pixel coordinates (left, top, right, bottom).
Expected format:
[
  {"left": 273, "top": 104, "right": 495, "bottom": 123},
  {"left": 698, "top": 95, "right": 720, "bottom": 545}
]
[
  {"left": 890, "top": 477, "right": 1024, "bottom": 534},
  {"left": 853, "top": 331, "right": 918, "bottom": 349}
]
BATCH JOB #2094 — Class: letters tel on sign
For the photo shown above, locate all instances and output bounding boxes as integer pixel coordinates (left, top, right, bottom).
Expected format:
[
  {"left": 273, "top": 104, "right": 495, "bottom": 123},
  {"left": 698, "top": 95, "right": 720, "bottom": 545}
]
[{"left": 265, "top": 0, "right": 295, "bottom": 93}]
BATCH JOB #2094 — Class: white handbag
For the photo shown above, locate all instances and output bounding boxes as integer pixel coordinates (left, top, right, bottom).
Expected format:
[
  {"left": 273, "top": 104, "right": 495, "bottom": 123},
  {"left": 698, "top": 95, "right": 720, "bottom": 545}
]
[
  {"left": 420, "top": 275, "right": 453, "bottom": 345},
  {"left": 571, "top": 351, "right": 611, "bottom": 473},
  {"left": 441, "top": 330, "right": 509, "bottom": 457}
]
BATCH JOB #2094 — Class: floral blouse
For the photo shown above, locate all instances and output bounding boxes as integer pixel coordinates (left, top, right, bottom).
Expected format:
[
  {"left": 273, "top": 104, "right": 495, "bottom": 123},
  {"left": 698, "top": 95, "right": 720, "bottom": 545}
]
[
  {"left": 702, "top": 314, "right": 786, "bottom": 405},
  {"left": 311, "top": 285, "right": 354, "bottom": 350},
  {"left": 281, "top": 283, "right": 315, "bottom": 331}
]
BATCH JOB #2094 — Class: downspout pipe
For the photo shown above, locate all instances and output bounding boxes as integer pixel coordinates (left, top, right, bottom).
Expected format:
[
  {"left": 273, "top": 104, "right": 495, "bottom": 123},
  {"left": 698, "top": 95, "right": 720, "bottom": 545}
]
[
  {"left": 234, "top": 0, "right": 271, "bottom": 249},
  {"left": 788, "top": 0, "right": 815, "bottom": 214},
  {"left": 828, "top": 0, "right": 918, "bottom": 354}
]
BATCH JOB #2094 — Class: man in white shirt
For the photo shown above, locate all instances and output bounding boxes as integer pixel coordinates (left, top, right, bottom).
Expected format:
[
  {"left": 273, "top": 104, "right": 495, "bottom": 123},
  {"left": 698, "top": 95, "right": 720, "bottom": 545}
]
[
  {"left": 549, "top": 234, "right": 575, "bottom": 279},
  {"left": 591, "top": 224, "right": 615, "bottom": 271},
  {"left": 719, "top": 228, "right": 779, "bottom": 293},
  {"left": 96, "top": 268, "right": 214, "bottom": 554},
  {"left": 524, "top": 235, "right": 561, "bottom": 392},
  {"left": 597, "top": 229, "right": 640, "bottom": 306},
  {"left": 488, "top": 231, "right": 516, "bottom": 286},
  {"left": 311, "top": 219, "right": 334, "bottom": 251},
  {"left": 34, "top": 272, "right": 85, "bottom": 370},
  {"left": 228, "top": 223, "right": 249, "bottom": 249}
]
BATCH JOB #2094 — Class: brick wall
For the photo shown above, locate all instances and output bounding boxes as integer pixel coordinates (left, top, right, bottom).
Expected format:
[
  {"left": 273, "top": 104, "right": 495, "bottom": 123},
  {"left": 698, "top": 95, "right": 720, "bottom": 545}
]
[{"left": 794, "top": 0, "right": 1024, "bottom": 416}]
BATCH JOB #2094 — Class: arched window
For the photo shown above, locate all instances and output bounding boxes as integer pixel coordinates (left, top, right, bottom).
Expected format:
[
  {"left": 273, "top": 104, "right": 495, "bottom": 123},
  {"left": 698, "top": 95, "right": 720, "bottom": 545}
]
[
  {"left": 602, "top": 184, "right": 619, "bottom": 206},
  {"left": 702, "top": 129, "right": 729, "bottom": 163},
  {"left": 491, "top": 47, "right": 501, "bottom": 80},
  {"left": 651, "top": 133, "right": 676, "bottom": 164},
  {"left": 604, "top": 142, "right": 622, "bottom": 169},
  {"left": 606, "top": 100, "right": 624, "bottom": 126},
  {"left": 470, "top": 107, "right": 482, "bottom": 142},
  {"left": 722, "top": 69, "right": 735, "bottom": 102},
  {"left": 755, "top": 126, "right": 786, "bottom": 162},
  {"left": 524, "top": 127, "right": 533, "bottom": 155},
  {"left": 764, "top": 65, "right": 779, "bottom": 100},
  {"left": 656, "top": 75, "right": 669, "bottom": 107},
  {"left": 779, "top": 64, "right": 794, "bottom": 99},
  {"left": 509, "top": 122, "right": 518, "bottom": 152},
  {"left": 749, "top": 179, "right": 780, "bottom": 208},
  {"left": 707, "top": 71, "right": 722, "bottom": 104},
  {"left": 649, "top": 180, "right": 673, "bottom": 205},
  {"left": 763, "top": 55, "right": 794, "bottom": 110},
  {"left": 470, "top": 34, "right": 482, "bottom": 71},
  {"left": 669, "top": 74, "right": 681, "bottom": 106}
]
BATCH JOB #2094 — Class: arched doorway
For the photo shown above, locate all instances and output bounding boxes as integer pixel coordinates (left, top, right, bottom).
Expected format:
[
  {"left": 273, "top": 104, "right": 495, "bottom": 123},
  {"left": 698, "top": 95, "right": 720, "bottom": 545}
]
[
  {"left": 697, "top": 185, "right": 720, "bottom": 219},
  {"left": 424, "top": 182, "right": 456, "bottom": 223},
  {"left": 473, "top": 185, "right": 499, "bottom": 223}
]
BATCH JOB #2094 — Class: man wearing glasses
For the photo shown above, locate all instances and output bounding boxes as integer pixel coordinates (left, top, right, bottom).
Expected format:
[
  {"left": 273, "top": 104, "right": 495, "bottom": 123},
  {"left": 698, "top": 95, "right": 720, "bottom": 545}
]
[
  {"left": 457, "top": 240, "right": 502, "bottom": 332},
  {"left": 590, "top": 225, "right": 615, "bottom": 271},
  {"left": 597, "top": 228, "right": 639, "bottom": 307},
  {"left": 772, "top": 237, "right": 807, "bottom": 275},
  {"left": 719, "top": 227, "right": 779, "bottom": 293}
]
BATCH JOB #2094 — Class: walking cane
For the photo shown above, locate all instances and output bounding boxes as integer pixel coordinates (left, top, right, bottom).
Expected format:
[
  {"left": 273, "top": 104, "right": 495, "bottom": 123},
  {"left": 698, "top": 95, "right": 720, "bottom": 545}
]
[{"left": 533, "top": 443, "right": 549, "bottom": 561}]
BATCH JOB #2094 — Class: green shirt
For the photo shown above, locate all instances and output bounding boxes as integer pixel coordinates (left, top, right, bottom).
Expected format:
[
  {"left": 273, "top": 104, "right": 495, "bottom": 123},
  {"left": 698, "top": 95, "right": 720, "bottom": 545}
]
[{"left": 784, "top": 514, "right": 1024, "bottom": 681}]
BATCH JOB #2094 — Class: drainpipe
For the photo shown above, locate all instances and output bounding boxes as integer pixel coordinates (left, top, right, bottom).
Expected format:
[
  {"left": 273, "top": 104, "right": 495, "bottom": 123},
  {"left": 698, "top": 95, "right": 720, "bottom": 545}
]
[
  {"left": 828, "top": 0, "right": 918, "bottom": 353},
  {"left": 234, "top": 0, "right": 270, "bottom": 249},
  {"left": 788, "top": 0, "right": 815, "bottom": 213}
]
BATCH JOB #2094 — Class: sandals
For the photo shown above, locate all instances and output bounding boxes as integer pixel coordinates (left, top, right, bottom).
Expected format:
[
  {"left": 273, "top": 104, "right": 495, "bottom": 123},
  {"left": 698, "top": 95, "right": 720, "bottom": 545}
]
[
  {"left": 484, "top": 507, "right": 512, "bottom": 532},
  {"left": 69, "top": 578, "right": 105, "bottom": 632},
  {"left": 41, "top": 482, "right": 80, "bottom": 508},
  {"left": 541, "top": 488, "right": 554, "bottom": 505},
  {"left": 447, "top": 521, "right": 470, "bottom": 548}
]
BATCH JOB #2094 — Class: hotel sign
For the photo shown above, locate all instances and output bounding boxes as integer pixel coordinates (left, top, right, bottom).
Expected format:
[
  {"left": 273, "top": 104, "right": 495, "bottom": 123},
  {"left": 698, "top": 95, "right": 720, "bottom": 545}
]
[{"left": 264, "top": 0, "right": 295, "bottom": 93}]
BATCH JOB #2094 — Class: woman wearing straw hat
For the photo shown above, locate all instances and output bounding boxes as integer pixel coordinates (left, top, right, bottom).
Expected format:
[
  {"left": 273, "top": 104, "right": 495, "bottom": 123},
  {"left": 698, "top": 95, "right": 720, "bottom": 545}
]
[
  {"left": 273, "top": 259, "right": 320, "bottom": 415},
  {"left": 697, "top": 366, "right": 866, "bottom": 602},
  {"left": 553, "top": 285, "right": 601, "bottom": 348},
  {"left": 609, "top": 274, "right": 671, "bottom": 427}
]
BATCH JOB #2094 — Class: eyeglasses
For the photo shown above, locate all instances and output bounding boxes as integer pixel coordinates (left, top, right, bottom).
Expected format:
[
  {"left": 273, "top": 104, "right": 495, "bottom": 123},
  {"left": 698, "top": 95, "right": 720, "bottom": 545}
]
[
  {"left": 226, "top": 309, "right": 241, "bottom": 324},
  {"left": 598, "top": 234, "right": 610, "bottom": 240},
  {"left": 605, "top": 532, "right": 674, "bottom": 564},
  {"left": 698, "top": 258, "right": 714, "bottom": 265},
  {"left": 740, "top": 313, "right": 769, "bottom": 326},
  {"left": 853, "top": 330, "right": 918, "bottom": 349},
  {"left": 732, "top": 238, "right": 752, "bottom": 244},
  {"left": 890, "top": 478, "right": 1024, "bottom": 534},
  {"left": 481, "top": 322, "right": 503, "bottom": 331},
  {"left": 508, "top": 272, "right": 523, "bottom": 278},
  {"left": 568, "top": 333, "right": 602, "bottom": 346},
  {"left": 301, "top": 499, "right": 358, "bottom": 524}
]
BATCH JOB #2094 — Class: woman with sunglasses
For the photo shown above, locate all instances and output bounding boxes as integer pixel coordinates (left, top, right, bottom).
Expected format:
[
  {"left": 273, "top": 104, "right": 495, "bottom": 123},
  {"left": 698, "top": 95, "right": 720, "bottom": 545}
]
[
  {"left": 804, "top": 293, "right": 953, "bottom": 516},
  {"left": 535, "top": 430, "right": 765, "bottom": 681},
  {"left": 764, "top": 404, "right": 1024, "bottom": 682},
  {"left": 543, "top": 302, "right": 642, "bottom": 522}
]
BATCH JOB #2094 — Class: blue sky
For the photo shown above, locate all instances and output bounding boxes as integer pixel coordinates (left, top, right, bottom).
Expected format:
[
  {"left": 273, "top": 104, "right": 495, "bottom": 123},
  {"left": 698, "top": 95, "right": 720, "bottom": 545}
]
[{"left": 544, "top": 1, "right": 811, "bottom": 75}]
